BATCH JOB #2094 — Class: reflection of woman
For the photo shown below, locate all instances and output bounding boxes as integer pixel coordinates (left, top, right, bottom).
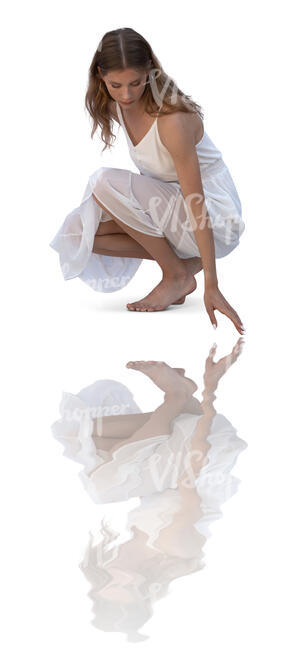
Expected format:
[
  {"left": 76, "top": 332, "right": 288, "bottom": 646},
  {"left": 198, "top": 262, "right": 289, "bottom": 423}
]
[
  {"left": 50, "top": 27, "right": 245, "bottom": 333},
  {"left": 52, "top": 343, "right": 247, "bottom": 640},
  {"left": 51, "top": 345, "right": 247, "bottom": 504}
]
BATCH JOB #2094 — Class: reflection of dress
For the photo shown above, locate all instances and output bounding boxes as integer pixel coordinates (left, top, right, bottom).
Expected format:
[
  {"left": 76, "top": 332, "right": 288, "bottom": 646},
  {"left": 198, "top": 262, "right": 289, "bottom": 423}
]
[
  {"left": 126, "top": 413, "right": 247, "bottom": 553},
  {"left": 49, "top": 101, "right": 245, "bottom": 293},
  {"left": 51, "top": 379, "right": 142, "bottom": 473},
  {"left": 52, "top": 380, "right": 248, "bottom": 550}
]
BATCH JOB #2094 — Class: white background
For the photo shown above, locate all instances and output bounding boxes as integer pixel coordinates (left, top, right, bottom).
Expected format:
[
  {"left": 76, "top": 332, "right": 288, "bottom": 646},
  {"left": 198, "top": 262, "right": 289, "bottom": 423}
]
[{"left": 1, "top": 0, "right": 301, "bottom": 647}]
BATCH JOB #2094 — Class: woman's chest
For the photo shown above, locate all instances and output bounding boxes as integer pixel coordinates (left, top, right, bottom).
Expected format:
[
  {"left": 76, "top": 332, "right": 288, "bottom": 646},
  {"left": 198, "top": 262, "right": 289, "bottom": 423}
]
[{"left": 129, "top": 143, "right": 179, "bottom": 182}]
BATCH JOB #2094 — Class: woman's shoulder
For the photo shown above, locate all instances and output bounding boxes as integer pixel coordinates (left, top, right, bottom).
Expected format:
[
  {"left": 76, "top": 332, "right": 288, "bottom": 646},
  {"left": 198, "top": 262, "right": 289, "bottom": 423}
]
[{"left": 158, "top": 107, "right": 204, "bottom": 147}]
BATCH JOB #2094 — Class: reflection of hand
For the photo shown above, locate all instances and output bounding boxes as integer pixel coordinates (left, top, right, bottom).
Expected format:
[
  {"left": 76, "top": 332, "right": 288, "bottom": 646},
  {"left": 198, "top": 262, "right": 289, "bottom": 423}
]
[
  {"left": 204, "top": 286, "right": 245, "bottom": 334},
  {"left": 203, "top": 340, "right": 245, "bottom": 393}
]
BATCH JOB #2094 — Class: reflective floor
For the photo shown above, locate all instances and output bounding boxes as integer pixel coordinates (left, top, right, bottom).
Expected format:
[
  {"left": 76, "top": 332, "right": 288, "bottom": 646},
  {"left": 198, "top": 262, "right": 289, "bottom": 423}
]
[
  {"left": 4, "top": 262, "right": 301, "bottom": 647},
  {"left": 51, "top": 346, "right": 248, "bottom": 642}
]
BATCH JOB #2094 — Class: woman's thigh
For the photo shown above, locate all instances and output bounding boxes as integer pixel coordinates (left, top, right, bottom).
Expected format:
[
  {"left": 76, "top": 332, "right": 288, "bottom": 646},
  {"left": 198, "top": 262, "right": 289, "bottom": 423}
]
[
  {"left": 95, "top": 219, "right": 126, "bottom": 236},
  {"left": 93, "top": 167, "right": 181, "bottom": 237}
]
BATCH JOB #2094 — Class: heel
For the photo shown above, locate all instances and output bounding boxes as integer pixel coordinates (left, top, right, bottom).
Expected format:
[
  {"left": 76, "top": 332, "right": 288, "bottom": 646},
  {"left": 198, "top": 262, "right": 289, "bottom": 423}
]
[
  {"left": 172, "top": 295, "right": 186, "bottom": 305},
  {"left": 172, "top": 283, "right": 196, "bottom": 305}
]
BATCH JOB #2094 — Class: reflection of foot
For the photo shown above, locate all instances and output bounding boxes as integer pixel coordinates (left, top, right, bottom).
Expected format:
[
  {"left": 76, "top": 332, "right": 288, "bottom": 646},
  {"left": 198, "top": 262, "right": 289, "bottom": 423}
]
[
  {"left": 126, "top": 360, "right": 198, "bottom": 395},
  {"left": 126, "top": 273, "right": 196, "bottom": 312},
  {"left": 173, "top": 368, "right": 185, "bottom": 376}
]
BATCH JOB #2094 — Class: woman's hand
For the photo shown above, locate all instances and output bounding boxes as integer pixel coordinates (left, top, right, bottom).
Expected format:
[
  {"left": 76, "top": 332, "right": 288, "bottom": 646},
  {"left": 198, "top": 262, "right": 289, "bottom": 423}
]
[{"left": 204, "top": 285, "right": 245, "bottom": 334}]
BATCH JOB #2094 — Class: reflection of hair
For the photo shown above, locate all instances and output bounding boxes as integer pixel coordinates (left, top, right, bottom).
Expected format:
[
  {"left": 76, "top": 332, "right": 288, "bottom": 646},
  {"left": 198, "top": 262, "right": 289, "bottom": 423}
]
[
  {"left": 85, "top": 27, "right": 204, "bottom": 152},
  {"left": 80, "top": 524, "right": 152, "bottom": 641},
  {"left": 80, "top": 517, "right": 203, "bottom": 641}
]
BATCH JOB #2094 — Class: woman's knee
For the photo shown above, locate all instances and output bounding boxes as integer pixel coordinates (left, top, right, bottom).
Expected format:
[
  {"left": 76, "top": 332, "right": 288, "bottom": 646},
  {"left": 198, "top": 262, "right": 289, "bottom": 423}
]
[{"left": 93, "top": 167, "right": 125, "bottom": 202}]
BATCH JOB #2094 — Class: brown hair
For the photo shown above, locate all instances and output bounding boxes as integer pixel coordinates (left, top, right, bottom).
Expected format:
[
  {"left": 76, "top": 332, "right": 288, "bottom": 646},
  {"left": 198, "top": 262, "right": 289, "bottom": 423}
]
[{"left": 85, "top": 27, "right": 204, "bottom": 152}]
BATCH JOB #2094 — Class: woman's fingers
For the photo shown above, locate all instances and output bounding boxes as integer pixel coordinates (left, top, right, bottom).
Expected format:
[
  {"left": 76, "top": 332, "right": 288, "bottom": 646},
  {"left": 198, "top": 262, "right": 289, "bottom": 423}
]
[
  {"left": 227, "top": 305, "right": 245, "bottom": 334},
  {"left": 219, "top": 301, "right": 244, "bottom": 332},
  {"left": 220, "top": 304, "right": 245, "bottom": 334},
  {"left": 204, "top": 289, "right": 246, "bottom": 334},
  {"left": 207, "top": 306, "right": 218, "bottom": 329}
]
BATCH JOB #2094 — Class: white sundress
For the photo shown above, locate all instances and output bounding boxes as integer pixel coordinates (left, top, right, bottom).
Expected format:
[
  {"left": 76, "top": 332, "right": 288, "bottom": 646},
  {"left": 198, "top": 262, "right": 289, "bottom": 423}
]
[
  {"left": 49, "top": 101, "right": 245, "bottom": 293},
  {"left": 51, "top": 379, "right": 248, "bottom": 522}
]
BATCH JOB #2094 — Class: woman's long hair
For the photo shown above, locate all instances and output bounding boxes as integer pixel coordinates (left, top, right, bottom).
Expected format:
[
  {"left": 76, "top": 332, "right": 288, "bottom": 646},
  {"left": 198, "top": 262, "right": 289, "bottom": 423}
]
[{"left": 85, "top": 27, "right": 204, "bottom": 152}]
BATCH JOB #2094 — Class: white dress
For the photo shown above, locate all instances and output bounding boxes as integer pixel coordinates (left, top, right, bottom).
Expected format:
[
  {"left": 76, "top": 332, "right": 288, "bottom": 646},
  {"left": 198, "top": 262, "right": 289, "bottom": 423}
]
[
  {"left": 51, "top": 379, "right": 248, "bottom": 548},
  {"left": 49, "top": 102, "right": 246, "bottom": 293}
]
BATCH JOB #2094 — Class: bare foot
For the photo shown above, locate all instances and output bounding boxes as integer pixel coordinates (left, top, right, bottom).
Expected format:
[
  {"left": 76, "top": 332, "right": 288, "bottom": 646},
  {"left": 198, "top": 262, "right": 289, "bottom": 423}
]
[
  {"left": 126, "top": 272, "right": 196, "bottom": 312},
  {"left": 172, "top": 257, "right": 203, "bottom": 304},
  {"left": 126, "top": 360, "right": 198, "bottom": 395}
]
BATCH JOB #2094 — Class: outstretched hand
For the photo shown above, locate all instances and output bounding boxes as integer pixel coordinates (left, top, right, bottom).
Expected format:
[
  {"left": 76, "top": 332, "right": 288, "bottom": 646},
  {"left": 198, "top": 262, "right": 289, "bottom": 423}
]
[{"left": 204, "top": 285, "right": 245, "bottom": 334}]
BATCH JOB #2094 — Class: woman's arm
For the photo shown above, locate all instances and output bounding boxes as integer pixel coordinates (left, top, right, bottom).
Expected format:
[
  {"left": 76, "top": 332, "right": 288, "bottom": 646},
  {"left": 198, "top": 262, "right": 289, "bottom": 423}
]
[
  {"left": 177, "top": 340, "right": 243, "bottom": 503},
  {"left": 158, "top": 112, "right": 245, "bottom": 334},
  {"left": 158, "top": 112, "right": 217, "bottom": 284},
  {"left": 171, "top": 148, "right": 218, "bottom": 289}
]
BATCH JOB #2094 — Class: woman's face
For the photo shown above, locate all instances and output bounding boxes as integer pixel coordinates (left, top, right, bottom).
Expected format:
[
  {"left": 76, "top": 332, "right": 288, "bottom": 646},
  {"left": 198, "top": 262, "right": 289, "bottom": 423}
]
[{"left": 98, "top": 67, "right": 149, "bottom": 107}]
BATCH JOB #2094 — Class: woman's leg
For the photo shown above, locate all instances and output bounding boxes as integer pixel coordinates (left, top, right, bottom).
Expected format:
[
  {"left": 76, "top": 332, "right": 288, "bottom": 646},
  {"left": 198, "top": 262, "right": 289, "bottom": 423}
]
[
  {"left": 104, "top": 390, "right": 193, "bottom": 459},
  {"left": 92, "top": 412, "right": 153, "bottom": 451},
  {"left": 92, "top": 193, "right": 199, "bottom": 311},
  {"left": 94, "top": 217, "right": 154, "bottom": 258},
  {"left": 95, "top": 412, "right": 153, "bottom": 435},
  {"left": 95, "top": 219, "right": 130, "bottom": 236},
  {"left": 93, "top": 233, "right": 154, "bottom": 259},
  {"left": 93, "top": 230, "right": 203, "bottom": 304}
]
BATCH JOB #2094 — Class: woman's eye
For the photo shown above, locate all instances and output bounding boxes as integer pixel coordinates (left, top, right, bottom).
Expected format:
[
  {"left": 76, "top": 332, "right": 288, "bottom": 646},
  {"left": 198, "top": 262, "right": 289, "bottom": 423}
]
[{"left": 111, "top": 81, "right": 140, "bottom": 88}]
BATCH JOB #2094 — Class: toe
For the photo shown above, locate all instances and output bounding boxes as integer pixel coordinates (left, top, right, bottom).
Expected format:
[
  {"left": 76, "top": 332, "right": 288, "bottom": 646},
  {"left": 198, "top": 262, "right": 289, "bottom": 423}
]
[
  {"left": 150, "top": 304, "right": 165, "bottom": 311},
  {"left": 144, "top": 304, "right": 160, "bottom": 311}
]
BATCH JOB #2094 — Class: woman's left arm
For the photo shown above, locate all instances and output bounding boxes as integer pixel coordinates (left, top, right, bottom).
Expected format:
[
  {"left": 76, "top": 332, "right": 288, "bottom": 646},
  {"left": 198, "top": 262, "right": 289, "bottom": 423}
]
[{"left": 158, "top": 112, "right": 245, "bottom": 334}]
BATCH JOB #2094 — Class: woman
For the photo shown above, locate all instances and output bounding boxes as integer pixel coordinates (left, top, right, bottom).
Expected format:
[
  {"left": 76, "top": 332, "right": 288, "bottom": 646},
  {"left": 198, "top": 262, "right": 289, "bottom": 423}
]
[{"left": 50, "top": 27, "right": 246, "bottom": 333}]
